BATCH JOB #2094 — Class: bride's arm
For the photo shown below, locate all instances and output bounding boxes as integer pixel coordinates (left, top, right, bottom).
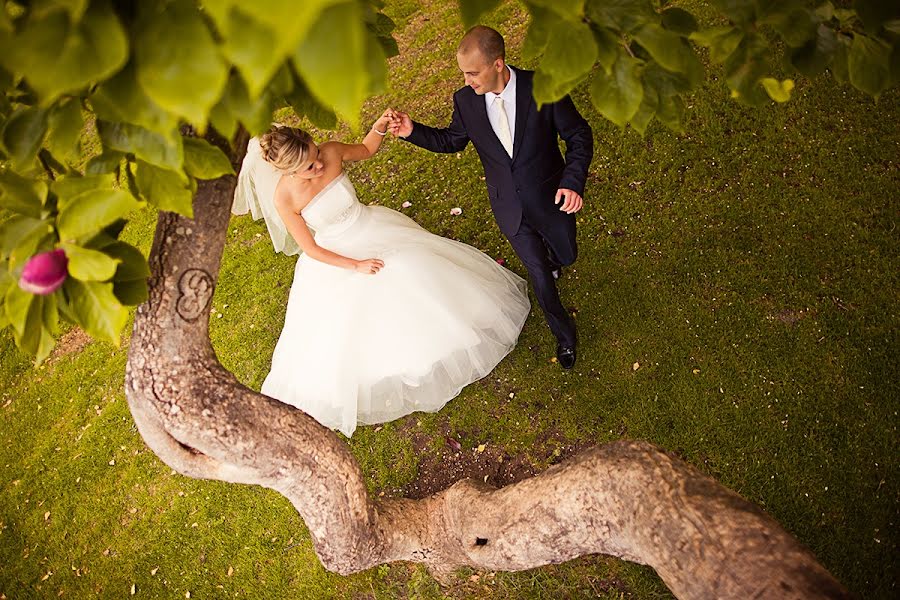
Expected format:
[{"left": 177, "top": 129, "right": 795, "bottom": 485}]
[
  {"left": 275, "top": 193, "right": 384, "bottom": 274},
  {"left": 333, "top": 108, "right": 394, "bottom": 162}
]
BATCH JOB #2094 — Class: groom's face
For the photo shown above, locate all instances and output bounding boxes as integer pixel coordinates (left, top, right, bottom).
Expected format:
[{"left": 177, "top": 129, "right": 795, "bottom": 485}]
[{"left": 457, "top": 50, "right": 504, "bottom": 95}]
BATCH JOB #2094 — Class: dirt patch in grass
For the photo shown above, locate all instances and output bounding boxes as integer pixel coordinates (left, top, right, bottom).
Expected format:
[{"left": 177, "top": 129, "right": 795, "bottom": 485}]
[
  {"left": 48, "top": 327, "right": 92, "bottom": 361},
  {"left": 402, "top": 423, "right": 593, "bottom": 499}
]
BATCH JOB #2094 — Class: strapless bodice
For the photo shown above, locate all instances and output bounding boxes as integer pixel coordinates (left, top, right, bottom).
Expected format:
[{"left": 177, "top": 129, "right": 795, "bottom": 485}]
[{"left": 300, "top": 173, "right": 363, "bottom": 237}]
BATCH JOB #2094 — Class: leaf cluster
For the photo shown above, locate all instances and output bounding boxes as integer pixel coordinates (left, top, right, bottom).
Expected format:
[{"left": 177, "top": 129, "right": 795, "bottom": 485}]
[
  {"left": 462, "top": 0, "right": 899, "bottom": 133},
  {"left": 0, "top": 0, "right": 397, "bottom": 362}
]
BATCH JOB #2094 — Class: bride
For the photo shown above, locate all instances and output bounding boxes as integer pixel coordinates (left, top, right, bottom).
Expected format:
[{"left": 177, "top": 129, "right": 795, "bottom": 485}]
[{"left": 233, "top": 111, "right": 530, "bottom": 437}]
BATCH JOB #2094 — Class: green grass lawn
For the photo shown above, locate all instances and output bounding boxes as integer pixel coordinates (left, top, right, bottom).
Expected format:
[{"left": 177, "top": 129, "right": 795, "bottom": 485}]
[{"left": 2, "top": 0, "right": 898, "bottom": 598}]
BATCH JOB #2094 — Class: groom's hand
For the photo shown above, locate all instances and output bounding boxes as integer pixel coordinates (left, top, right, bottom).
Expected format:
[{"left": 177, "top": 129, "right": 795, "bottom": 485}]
[
  {"left": 389, "top": 111, "right": 413, "bottom": 138},
  {"left": 555, "top": 189, "right": 583, "bottom": 214}
]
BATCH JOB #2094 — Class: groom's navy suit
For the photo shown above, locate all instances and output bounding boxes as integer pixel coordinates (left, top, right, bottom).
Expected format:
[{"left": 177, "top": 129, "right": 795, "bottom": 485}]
[{"left": 404, "top": 67, "right": 593, "bottom": 347}]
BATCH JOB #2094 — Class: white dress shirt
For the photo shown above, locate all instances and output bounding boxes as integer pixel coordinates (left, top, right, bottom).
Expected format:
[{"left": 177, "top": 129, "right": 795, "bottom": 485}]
[{"left": 485, "top": 66, "right": 517, "bottom": 157}]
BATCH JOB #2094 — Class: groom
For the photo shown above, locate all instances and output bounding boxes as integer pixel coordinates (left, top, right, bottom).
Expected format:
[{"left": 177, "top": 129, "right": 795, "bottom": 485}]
[{"left": 390, "top": 25, "right": 593, "bottom": 369}]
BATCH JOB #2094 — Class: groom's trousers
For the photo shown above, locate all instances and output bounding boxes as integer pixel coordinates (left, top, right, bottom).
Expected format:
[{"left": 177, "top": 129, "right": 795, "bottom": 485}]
[{"left": 506, "top": 215, "right": 577, "bottom": 348}]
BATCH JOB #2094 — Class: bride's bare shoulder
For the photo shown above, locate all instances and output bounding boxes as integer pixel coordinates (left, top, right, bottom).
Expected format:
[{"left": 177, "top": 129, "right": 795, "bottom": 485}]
[{"left": 274, "top": 177, "right": 314, "bottom": 214}]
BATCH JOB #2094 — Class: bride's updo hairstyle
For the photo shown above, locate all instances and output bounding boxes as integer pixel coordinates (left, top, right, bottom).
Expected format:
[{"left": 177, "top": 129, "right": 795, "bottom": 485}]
[{"left": 258, "top": 125, "right": 314, "bottom": 172}]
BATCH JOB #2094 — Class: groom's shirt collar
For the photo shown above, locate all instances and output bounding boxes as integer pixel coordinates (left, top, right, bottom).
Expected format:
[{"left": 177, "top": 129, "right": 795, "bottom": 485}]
[{"left": 485, "top": 65, "right": 516, "bottom": 105}]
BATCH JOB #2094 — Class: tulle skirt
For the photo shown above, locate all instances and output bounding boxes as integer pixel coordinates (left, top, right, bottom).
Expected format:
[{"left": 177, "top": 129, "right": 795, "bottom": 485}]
[{"left": 261, "top": 205, "right": 530, "bottom": 436}]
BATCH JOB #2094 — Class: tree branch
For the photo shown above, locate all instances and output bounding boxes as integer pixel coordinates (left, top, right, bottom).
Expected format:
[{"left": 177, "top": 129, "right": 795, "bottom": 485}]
[{"left": 123, "top": 131, "right": 849, "bottom": 599}]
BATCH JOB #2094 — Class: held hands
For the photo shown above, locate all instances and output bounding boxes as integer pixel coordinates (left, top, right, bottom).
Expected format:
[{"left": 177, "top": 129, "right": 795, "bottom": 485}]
[
  {"left": 555, "top": 189, "right": 583, "bottom": 214},
  {"left": 355, "top": 258, "right": 385, "bottom": 275},
  {"left": 372, "top": 108, "right": 394, "bottom": 135},
  {"left": 387, "top": 110, "right": 413, "bottom": 138}
]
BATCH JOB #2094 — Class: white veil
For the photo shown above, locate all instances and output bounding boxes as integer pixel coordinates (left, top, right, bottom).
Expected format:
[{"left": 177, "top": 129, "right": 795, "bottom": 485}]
[{"left": 231, "top": 137, "right": 301, "bottom": 256}]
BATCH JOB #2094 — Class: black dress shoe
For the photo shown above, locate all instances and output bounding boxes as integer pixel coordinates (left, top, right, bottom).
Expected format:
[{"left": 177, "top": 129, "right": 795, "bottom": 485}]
[{"left": 556, "top": 344, "right": 576, "bottom": 369}]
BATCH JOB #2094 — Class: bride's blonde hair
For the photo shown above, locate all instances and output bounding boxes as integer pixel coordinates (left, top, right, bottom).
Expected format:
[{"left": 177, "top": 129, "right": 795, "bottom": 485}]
[{"left": 258, "top": 125, "right": 314, "bottom": 172}]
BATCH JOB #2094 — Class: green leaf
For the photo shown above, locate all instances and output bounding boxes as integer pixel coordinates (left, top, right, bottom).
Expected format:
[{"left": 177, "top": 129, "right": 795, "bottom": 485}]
[
  {"left": 593, "top": 27, "right": 619, "bottom": 75},
  {"left": 459, "top": 0, "right": 503, "bottom": 27},
  {"left": 522, "top": 4, "right": 557, "bottom": 62},
  {"left": 855, "top": 0, "right": 900, "bottom": 35},
  {"left": 814, "top": 1, "right": 834, "bottom": 22},
  {"left": 57, "top": 189, "right": 142, "bottom": 241},
  {"left": 833, "top": 8, "right": 858, "bottom": 26},
  {"left": 590, "top": 51, "right": 644, "bottom": 127},
  {"left": 829, "top": 35, "right": 852, "bottom": 83},
  {"left": 133, "top": 0, "right": 228, "bottom": 125},
  {"left": 41, "top": 290, "right": 59, "bottom": 336},
  {"left": 791, "top": 24, "right": 838, "bottom": 76},
  {"left": 0, "top": 0, "right": 128, "bottom": 105},
  {"left": 183, "top": 138, "right": 235, "bottom": 180},
  {"left": 85, "top": 149, "right": 126, "bottom": 175},
  {"left": 709, "top": 0, "right": 756, "bottom": 26},
  {"left": 90, "top": 61, "right": 179, "bottom": 138},
  {"left": 51, "top": 173, "right": 118, "bottom": 211},
  {"left": 97, "top": 120, "right": 183, "bottom": 171},
  {"left": 629, "top": 82, "right": 659, "bottom": 135},
  {"left": 211, "top": 70, "right": 287, "bottom": 138},
  {"left": 29, "top": 0, "right": 89, "bottom": 21},
  {"left": 643, "top": 61, "right": 696, "bottom": 96},
  {"left": 124, "top": 161, "right": 141, "bottom": 200},
  {"left": 528, "top": 0, "right": 584, "bottom": 21},
  {"left": 59, "top": 242, "right": 119, "bottom": 281},
  {"left": 0, "top": 169, "right": 48, "bottom": 218},
  {"left": 766, "top": 8, "right": 816, "bottom": 47},
  {"left": 207, "top": 0, "right": 339, "bottom": 98},
  {"left": 284, "top": 78, "right": 338, "bottom": 131},
  {"left": 1, "top": 215, "right": 37, "bottom": 259},
  {"left": 12, "top": 293, "right": 45, "bottom": 359},
  {"left": 585, "top": 0, "right": 656, "bottom": 32},
  {"left": 690, "top": 26, "right": 744, "bottom": 64},
  {"left": 5, "top": 284, "right": 33, "bottom": 336},
  {"left": 634, "top": 24, "right": 703, "bottom": 86},
  {"left": 134, "top": 160, "right": 194, "bottom": 217},
  {"left": 367, "top": 11, "right": 398, "bottom": 59},
  {"left": 723, "top": 33, "right": 770, "bottom": 105},
  {"left": 104, "top": 241, "right": 150, "bottom": 281},
  {"left": 655, "top": 93, "right": 685, "bottom": 133},
  {"left": 0, "top": 269, "right": 11, "bottom": 329},
  {"left": 1, "top": 106, "right": 49, "bottom": 169},
  {"left": 63, "top": 279, "right": 127, "bottom": 344},
  {"left": 760, "top": 77, "right": 795, "bottom": 102},
  {"left": 660, "top": 7, "right": 698, "bottom": 35},
  {"left": 33, "top": 325, "right": 56, "bottom": 365},
  {"left": 46, "top": 97, "right": 84, "bottom": 164},
  {"left": 293, "top": 2, "right": 386, "bottom": 124},
  {"left": 113, "top": 278, "right": 148, "bottom": 306},
  {"left": 848, "top": 34, "right": 891, "bottom": 98},
  {"left": 534, "top": 20, "right": 599, "bottom": 104},
  {"left": 5, "top": 218, "right": 54, "bottom": 270}
]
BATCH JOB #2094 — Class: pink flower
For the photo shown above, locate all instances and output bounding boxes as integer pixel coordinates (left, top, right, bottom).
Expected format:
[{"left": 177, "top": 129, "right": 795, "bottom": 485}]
[
  {"left": 495, "top": 258, "right": 505, "bottom": 266},
  {"left": 450, "top": 207, "right": 463, "bottom": 216},
  {"left": 19, "top": 248, "right": 68, "bottom": 295}
]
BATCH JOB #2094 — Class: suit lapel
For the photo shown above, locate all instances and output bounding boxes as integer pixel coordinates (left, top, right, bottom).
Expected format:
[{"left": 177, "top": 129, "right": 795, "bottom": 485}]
[
  {"left": 511, "top": 68, "right": 532, "bottom": 163},
  {"left": 468, "top": 91, "right": 510, "bottom": 161}
]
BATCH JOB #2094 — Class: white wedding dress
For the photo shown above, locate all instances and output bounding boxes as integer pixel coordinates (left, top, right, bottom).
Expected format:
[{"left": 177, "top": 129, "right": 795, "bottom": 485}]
[{"left": 237, "top": 147, "right": 530, "bottom": 437}]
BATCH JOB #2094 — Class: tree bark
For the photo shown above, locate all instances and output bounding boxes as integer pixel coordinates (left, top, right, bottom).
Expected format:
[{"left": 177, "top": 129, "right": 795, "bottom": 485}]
[{"left": 124, "top": 131, "right": 849, "bottom": 599}]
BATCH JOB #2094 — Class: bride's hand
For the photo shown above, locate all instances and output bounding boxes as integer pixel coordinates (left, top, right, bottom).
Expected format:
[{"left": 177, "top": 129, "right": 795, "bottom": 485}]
[
  {"left": 373, "top": 108, "right": 394, "bottom": 135},
  {"left": 355, "top": 258, "right": 385, "bottom": 274}
]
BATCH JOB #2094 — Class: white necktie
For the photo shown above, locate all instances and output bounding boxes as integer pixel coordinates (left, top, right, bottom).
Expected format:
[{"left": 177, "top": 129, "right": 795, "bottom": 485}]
[{"left": 494, "top": 97, "right": 513, "bottom": 157}]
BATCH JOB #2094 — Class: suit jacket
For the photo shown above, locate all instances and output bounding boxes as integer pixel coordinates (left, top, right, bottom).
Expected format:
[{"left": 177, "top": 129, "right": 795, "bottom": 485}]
[{"left": 404, "top": 68, "right": 593, "bottom": 237}]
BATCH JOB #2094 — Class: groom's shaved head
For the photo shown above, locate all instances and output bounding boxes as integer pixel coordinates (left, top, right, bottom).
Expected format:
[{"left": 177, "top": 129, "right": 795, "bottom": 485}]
[{"left": 458, "top": 25, "right": 505, "bottom": 63}]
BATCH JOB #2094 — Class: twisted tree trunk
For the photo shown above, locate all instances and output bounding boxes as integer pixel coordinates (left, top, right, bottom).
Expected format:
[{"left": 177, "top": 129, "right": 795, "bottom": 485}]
[{"left": 124, "top": 131, "right": 849, "bottom": 599}]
